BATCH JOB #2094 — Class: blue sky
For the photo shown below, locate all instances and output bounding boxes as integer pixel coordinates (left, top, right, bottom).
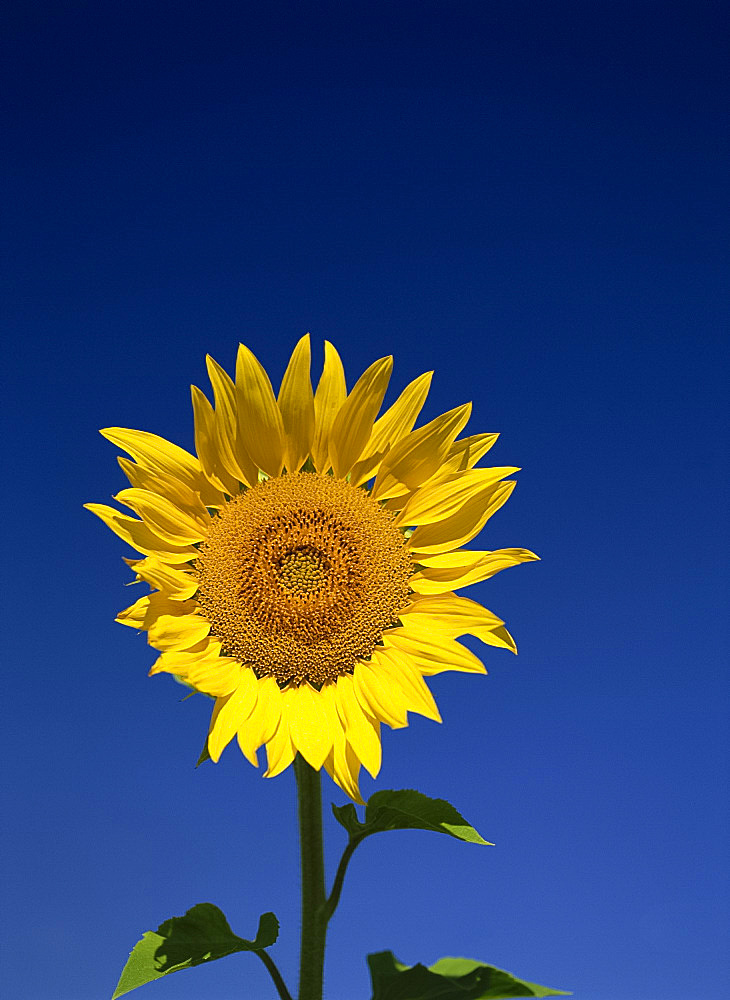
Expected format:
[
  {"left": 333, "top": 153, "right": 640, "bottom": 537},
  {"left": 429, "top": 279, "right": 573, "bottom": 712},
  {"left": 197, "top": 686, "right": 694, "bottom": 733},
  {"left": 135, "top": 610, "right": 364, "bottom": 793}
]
[{"left": 2, "top": 3, "right": 727, "bottom": 999}]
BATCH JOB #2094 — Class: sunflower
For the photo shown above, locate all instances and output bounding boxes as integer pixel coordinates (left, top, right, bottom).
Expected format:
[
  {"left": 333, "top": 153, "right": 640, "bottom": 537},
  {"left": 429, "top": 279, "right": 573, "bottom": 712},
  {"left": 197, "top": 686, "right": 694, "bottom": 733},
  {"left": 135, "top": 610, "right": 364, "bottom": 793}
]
[{"left": 86, "top": 337, "right": 537, "bottom": 801}]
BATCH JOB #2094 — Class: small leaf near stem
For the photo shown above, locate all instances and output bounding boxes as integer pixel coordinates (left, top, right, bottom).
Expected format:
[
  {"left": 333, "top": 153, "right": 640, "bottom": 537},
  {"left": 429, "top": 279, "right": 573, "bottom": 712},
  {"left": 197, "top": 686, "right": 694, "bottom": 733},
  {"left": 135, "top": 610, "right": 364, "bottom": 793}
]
[
  {"left": 324, "top": 789, "right": 491, "bottom": 925},
  {"left": 333, "top": 788, "right": 492, "bottom": 845}
]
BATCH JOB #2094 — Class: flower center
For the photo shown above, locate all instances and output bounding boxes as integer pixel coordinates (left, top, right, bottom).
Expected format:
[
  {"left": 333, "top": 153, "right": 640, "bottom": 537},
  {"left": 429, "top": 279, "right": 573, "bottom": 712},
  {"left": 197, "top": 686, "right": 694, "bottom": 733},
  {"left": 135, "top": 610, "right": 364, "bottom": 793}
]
[
  {"left": 195, "top": 472, "right": 412, "bottom": 686},
  {"left": 277, "top": 547, "right": 328, "bottom": 593}
]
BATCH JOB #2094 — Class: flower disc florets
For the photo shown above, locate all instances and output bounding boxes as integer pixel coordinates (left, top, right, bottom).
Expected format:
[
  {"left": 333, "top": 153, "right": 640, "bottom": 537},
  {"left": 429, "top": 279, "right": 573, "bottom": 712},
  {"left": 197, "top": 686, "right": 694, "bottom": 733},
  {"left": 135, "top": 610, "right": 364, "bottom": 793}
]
[{"left": 195, "top": 472, "right": 412, "bottom": 687}]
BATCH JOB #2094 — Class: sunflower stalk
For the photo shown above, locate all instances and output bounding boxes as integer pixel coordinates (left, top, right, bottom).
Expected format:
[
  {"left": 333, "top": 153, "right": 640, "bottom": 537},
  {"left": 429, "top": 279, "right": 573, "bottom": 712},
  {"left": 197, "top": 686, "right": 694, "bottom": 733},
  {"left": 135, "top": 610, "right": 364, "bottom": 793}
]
[{"left": 295, "top": 755, "right": 328, "bottom": 1000}]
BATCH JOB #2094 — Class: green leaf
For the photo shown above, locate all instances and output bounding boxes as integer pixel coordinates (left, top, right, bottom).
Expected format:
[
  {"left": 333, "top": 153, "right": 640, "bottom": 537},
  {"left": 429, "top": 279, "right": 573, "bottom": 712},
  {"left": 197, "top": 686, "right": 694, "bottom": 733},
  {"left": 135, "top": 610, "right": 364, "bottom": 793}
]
[
  {"left": 331, "top": 801, "right": 360, "bottom": 836},
  {"left": 196, "top": 737, "right": 211, "bottom": 767},
  {"left": 332, "top": 789, "right": 492, "bottom": 845},
  {"left": 367, "top": 951, "right": 571, "bottom": 999},
  {"left": 111, "top": 903, "right": 278, "bottom": 998}
]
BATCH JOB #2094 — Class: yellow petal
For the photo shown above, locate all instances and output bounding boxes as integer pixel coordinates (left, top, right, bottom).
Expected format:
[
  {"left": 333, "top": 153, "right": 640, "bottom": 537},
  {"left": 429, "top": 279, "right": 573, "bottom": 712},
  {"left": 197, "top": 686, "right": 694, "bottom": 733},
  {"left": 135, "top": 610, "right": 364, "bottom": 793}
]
[
  {"left": 100, "top": 426, "right": 221, "bottom": 507},
  {"left": 206, "top": 355, "right": 259, "bottom": 487},
  {"left": 117, "top": 458, "right": 215, "bottom": 520},
  {"left": 342, "top": 740, "right": 365, "bottom": 800},
  {"left": 319, "top": 683, "right": 364, "bottom": 803},
  {"left": 264, "top": 694, "right": 296, "bottom": 777},
  {"left": 312, "top": 341, "right": 347, "bottom": 472},
  {"left": 372, "top": 646, "right": 442, "bottom": 722},
  {"left": 150, "top": 641, "right": 242, "bottom": 697},
  {"left": 397, "top": 593, "right": 504, "bottom": 636},
  {"left": 235, "top": 343, "right": 285, "bottom": 477},
  {"left": 472, "top": 624, "right": 518, "bottom": 654},
  {"left": 237, "top": 676, "right": 283, "bottom": 766},
  {"left": 190, "top": 385, "right": 240, "bottom": 495},
  {"left": 124, "top": 556, "right": 198, "bottom": 600},
  {"left": 416, "top": 550, "right": 499, "bottom": 569},
  {"left": 148, "top": 635, "right": 222, "bottom": 672},
  {"left": 114, "top": 488, "right": 208, "bottom": 545},
  {"left": 324, "top": 743, "right": 364, "bottom": 803},
  {"left": 349, "top": 371, "right": 433, "bottom": 486},
  {"left": 85, "top": 503, "right": 198, "bottom": 562},
  {"left": 334, "top": 673, "right": 382, "bottom": 778},
  {"left": 353, "top": 661, "right": 409, "bottom": 729},
  {"left": 408, "top": 480, "right": 516, "bottom": 555},
  {"left": 207, "top": 669, "right": 259, "bottom": 762},
  {"left": 185, "top": 655, "right": 243, "bottom": 697},
  {"left": 147, "top": 612, "right": 211, "bottom": 652},
  {"left": 410, "top": 548, "right": 540, "bottom": 595},
  {"left": 116, "top": 592, "right": 197, "bottom": 629},
  {"left": 384, "top": 632, "right": 486, "bottom": 675},
  {"left": 278, "top": 334, "right": 315, "bottom": 473},
  {"left": 441, "top": 432, "right": 500, "bottom": 474},
  {"left": 329, "top": 356, "right": 393, "bottom": 479},
  {"left": 116, "top": 594, "right": 154, "bottom": 629},
  {"left": 286, "top": 682, "right": 332, "bottom": 770},
  {"left": 395, "top": 467, "right": 519, "bottom": 527},
  {"left": 372, "top": 403, "right": 471, "bottom": 501}
]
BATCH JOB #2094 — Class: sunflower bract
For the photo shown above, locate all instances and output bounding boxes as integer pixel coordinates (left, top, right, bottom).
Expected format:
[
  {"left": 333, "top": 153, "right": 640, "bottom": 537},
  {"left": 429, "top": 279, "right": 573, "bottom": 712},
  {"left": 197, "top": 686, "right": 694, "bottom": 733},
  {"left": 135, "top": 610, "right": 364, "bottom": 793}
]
[{"left": 85, "top": 336, "right": 538, "bottom": 802}]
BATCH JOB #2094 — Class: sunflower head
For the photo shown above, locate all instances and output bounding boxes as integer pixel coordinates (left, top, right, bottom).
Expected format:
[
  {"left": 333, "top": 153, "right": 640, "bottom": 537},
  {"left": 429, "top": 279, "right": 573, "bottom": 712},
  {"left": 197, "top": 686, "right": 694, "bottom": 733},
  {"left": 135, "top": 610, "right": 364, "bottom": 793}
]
[{"left": 86, "top": 336, "right": 537, "bottom": 801}]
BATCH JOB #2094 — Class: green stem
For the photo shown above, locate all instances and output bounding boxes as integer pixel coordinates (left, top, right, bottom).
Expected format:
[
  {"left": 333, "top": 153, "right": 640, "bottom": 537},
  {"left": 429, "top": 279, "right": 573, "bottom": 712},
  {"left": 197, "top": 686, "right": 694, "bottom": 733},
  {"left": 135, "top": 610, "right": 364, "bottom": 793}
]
[
  {"left": 256, "top": 950, "right": 295, "bottom": 1000},
  {"left": 322, "top": 836, "right": 362, "bottom": 923},
  {"left": 294, "top": 755, "right": 327, "bottom": 1000}
]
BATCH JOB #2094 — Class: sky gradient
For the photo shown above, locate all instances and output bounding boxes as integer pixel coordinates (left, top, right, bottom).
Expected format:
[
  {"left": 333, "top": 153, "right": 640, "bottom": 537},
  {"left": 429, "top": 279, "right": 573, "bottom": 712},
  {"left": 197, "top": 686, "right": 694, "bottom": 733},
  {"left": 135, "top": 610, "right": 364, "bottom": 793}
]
[{"left": 2, "top": 3, "right": 728, "bottom": 999}]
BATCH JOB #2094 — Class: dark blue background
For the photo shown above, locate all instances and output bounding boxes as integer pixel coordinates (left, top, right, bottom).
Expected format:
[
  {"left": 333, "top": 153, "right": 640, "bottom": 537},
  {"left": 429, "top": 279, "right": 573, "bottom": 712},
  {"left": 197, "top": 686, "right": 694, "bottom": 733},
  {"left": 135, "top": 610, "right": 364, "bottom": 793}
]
[{"left": 2, "top": 3, "right": 727, "bottom": 998}]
